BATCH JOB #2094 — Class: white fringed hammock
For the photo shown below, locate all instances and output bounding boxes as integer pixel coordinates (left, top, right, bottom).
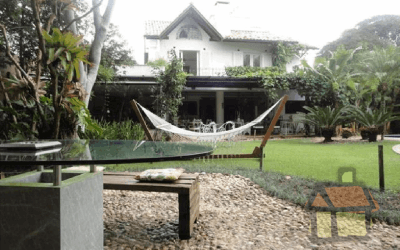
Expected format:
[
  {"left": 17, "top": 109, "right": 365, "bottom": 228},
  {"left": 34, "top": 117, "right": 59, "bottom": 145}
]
[{"left": 135, "top": 97, "right": 284, "bottom": 142}]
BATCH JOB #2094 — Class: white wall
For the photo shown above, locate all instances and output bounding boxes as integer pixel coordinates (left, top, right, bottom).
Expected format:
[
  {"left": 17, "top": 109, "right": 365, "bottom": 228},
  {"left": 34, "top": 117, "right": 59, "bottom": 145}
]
[{"left": 145, "top": 17, "right": 276, "bottom": 76}]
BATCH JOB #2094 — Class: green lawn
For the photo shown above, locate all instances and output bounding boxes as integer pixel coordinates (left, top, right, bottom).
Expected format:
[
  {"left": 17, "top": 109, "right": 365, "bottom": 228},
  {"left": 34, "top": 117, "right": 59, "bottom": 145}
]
[
  {"left": 104, "top": 138, "right": 400, "bottom": 225},
  {"left": 106, "top": 138, "right": 400, "bottom": 193}
]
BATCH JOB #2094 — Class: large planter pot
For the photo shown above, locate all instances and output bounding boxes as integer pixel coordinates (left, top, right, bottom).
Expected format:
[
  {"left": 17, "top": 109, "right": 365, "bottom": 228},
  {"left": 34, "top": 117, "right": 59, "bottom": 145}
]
[
  {"left": 360, "top": 129, "right": 370, "bottom": 140},
  {"left": 0, "top": 170, "right": 103, "bottom": 250},
  {"left": 321, "top": 128, "right": 335, "bottom": 142},
  {"left": 367, "top": 128, "right": 379, "bottom": 142}
]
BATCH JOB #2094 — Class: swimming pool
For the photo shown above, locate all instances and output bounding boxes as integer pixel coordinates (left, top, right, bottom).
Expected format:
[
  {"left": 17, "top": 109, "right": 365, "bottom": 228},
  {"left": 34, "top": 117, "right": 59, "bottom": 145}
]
[{"left": 384, "top": 134, "right": 400, "bottom": 141}]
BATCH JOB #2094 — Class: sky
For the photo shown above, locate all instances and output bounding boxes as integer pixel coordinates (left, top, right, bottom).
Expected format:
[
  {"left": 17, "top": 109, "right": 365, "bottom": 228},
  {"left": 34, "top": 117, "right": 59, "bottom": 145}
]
[{"left": 93, "top": 0, "right": 400, "bottom": 65}]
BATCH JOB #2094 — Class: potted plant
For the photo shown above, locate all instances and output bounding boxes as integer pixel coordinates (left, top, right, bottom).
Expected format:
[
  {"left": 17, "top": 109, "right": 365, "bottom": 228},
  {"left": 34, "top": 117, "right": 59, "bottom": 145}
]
[
  {"left": 348, "top": 106, "right": 400, "bottom": 142},
  {"left": 298, "top": 106, "right": 348, "bottom": 142},
  {"left": 359, "top": 127, "right": 370, "bottom": 140}
]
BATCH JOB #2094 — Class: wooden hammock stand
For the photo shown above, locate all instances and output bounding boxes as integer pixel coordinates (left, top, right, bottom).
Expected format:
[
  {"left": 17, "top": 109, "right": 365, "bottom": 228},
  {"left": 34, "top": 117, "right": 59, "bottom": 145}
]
[{"left": 130, "top": 95, "right": 288, "bottom": 170}]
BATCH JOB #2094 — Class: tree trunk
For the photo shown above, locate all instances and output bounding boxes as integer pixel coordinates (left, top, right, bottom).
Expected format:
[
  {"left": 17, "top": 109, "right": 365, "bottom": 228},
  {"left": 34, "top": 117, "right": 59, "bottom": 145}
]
[{"left": 63, "top": 0, "right": 116, "bottom": 108}]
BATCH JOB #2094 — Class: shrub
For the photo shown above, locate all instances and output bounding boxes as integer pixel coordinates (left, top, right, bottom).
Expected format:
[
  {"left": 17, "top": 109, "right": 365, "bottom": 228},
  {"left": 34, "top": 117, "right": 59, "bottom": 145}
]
[
  {"left": 78, "top": 119, "right": 145, "bottom": 140},
  {"left": 298, "top": 106, "right": 348, "bottom": 142}
]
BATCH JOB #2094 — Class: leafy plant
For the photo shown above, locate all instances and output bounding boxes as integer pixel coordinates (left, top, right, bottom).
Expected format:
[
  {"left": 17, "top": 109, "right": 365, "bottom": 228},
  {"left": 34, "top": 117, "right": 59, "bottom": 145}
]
[
  {"left": 348, "top": 106, "right": 400, "bottom": 129},
  {"left": 152, "top": 49, "right": 187, "bottom": 121},
  {"left": 42, "top": 28, "right": 91, "bottom": 82},
  {"left": 300, "top": 46, "right": 362, "bottom": 107},
  {"left": 147, "top": 58, "right": 168, "bottom": 68},
  {"left": 348, "top": 105, "right": 400, "bottom": 142},
  {"left": 299, "top": 106, "right": 348, "bottom": 142},
  {"left": 272, "top": 42, "right": 306, "bottom": 71},
  {"left": 224, "top": 66, "right": 290, "bottom": 100},
  {"left": 78, "top": 119, "right": 144, "bottom": 140}
]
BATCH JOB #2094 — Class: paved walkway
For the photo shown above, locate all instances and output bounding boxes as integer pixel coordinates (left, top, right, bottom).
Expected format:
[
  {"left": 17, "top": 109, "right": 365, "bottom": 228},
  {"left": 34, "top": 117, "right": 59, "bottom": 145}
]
[{"left": 393, "top": 144, "right": 400, "bottom": 155}]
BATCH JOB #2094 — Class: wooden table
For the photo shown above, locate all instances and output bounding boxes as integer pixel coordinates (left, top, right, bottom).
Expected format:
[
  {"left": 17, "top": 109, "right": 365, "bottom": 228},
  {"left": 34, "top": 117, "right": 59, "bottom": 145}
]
[{"left": 103, "top": 172, "right": 200, "bottom": 239}]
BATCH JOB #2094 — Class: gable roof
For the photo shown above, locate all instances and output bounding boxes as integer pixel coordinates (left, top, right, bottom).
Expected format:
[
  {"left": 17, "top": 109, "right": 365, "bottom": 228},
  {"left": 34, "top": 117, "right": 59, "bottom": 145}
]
[
  {"left": 157, "top": 4, "right": 223, "bottom": 41},
  {"left": 224, "top": 30, "right": 297, "bottom": 43},
  {"left": 144, "top": 4, "right": 318, "bottom": 48},
  {"left": 145, "top": 20, "right": 171, "bottom": 38}
]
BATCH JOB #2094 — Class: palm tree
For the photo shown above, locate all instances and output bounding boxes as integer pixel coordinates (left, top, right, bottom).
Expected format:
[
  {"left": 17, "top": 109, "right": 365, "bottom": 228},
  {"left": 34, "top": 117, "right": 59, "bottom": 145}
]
[
  {"left": 348, "top": 105, "right": 400, "bottom": 142},
  {"left": 299, "top": 106, "right": 348, "bottom": 142},
  {"left": 353, "top": 45, "right": 400, "bottom": 111},
  {"left": 301, "top": 46, "right": 362, "bottom": 108}
]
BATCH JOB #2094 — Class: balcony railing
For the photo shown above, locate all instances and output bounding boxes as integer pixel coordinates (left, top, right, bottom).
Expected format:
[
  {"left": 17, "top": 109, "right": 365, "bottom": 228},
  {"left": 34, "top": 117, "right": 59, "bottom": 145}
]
[{"left": 184, "top": 67, "right": 228, "bottom": 77}]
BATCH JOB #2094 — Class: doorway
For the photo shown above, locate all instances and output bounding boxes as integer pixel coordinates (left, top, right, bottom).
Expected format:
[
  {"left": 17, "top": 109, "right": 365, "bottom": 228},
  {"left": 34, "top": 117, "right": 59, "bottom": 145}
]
[{"left": 180, "top": 51, "right": 198, "bottom": 76}]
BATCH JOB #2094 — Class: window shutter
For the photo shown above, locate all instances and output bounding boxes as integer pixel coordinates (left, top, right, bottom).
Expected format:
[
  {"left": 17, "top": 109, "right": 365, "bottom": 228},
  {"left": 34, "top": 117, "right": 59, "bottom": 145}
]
[
  {"left": 233, "top": 51, "right": 243, "bottom": 66},
  {"left": 261, "top": 53, "right": 272, "bottom": 67},
  {"left": 200, "top": 51, "right": 211, "bottom": 75}
]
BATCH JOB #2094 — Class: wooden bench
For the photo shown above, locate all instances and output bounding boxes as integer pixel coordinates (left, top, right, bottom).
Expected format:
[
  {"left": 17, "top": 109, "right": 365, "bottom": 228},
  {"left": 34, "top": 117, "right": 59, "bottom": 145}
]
[{"left": 103, "top": 172, "right": 200, "bottom": 239}]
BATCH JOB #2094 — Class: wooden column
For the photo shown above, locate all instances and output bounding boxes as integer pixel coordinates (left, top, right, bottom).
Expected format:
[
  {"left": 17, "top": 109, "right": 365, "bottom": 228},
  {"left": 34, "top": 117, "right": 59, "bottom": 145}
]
[
  {"left": 178, "top": 179, "right": 199, "bottom": 239},
  {"left": 37, "top": 165, "right": 44, "bottom": 171},
  {"left": 259, "top": 147, "right": 264, "bottom": 171},
  {"left": 53, "top": 165, "right": 62, "bottom": 186},
  {"left": 90, "top": 164, "right": 97, "bottom": 173},
  {"left": 0, "top": 172, "right": 5, "bottom": 179},
  {"left": 130, "top": 99, "right": 154, "bottom": 141}
]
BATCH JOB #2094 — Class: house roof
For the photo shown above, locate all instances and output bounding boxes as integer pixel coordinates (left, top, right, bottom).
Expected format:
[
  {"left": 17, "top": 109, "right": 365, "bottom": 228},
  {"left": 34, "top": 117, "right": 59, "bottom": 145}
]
[
  {"left": 224, "top": 30, "right": 297, "bottom": 43},
  {"left": 144, "top": 4, "right": 311, "bottom": 45},
  {"left": 157, "top": 4, "right": 223, "bottom": 41},
  {"left": 144, "top": 20, "right": 171, "bottom": 37}
]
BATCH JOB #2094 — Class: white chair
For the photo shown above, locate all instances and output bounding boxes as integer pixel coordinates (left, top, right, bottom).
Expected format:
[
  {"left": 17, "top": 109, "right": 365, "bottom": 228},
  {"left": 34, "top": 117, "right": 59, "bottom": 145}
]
[
  {"left": 218, "top": 121, "right": 235, "bottom": 132},
  {"left": 188, "top": 119, "right": 202, "bottom": 132}
]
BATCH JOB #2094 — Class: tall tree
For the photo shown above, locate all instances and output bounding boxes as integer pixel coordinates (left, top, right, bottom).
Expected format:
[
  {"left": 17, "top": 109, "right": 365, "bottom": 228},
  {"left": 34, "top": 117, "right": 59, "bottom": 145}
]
[
  {"left": 319, "top": 15, "right": 400, "bottom": 57},
  {"left": 0, "top": 0, "right": 115, "bottom": 139},
  {"left": 353, "top": 45, "right": 400, "bottom": 111}
]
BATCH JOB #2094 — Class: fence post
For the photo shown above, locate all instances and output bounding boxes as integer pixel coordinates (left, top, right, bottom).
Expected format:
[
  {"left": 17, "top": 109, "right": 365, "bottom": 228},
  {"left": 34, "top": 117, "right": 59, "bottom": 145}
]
[{"left": 378, "top": 145, "right": 385, "bottom": 192}]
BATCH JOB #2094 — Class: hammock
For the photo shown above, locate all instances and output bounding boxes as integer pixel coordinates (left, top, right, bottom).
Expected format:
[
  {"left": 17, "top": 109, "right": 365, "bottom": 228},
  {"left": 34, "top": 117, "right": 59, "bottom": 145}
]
[{"left": 136, "top": 97, "right": 284, "bottom": 142}]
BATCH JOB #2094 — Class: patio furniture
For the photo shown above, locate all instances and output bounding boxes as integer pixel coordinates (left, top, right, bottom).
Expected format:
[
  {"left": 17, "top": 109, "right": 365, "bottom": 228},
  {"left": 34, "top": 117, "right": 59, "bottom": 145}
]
[
  {"left": 0, "top": 140, "right": 213, "bottom": 249},
  {"left": 273, "top": 126, "right": 280, "bottom": 135},
  {"left": 252, "top": 125, "right": 264, "bottom": 139},
  {"left": 103, "top": 171, "right": 199, "bottom": 239},
  {"left": 280, "top": 120, "right": 294, "bottom": 135},
  {"left": 218, "top": 121, "right": 235, "bottom": 131},
  {"left": 188, "top": 119, "right": 202, "bottom": 132}
]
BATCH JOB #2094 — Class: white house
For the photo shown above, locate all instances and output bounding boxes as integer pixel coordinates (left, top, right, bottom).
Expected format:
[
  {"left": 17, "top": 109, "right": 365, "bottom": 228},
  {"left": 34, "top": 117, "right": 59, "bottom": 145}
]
[
  {"left": 144, "top": 2, "right": 302, "bottom": 75},
  {"left": 90, "top": 2, "right": 317, "bottom": 131}
]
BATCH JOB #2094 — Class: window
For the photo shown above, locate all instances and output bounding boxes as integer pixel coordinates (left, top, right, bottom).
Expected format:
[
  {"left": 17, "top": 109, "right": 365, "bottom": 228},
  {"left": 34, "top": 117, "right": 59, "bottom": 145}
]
[
  {"left": 179, "top": 30, "right": 188, "bottom": 38},
  {"left": 243, "top": 54, "right": 261, "bottom": 67},
  {"left": 176, "top": 25, "right": 202, "bottom": 40}
]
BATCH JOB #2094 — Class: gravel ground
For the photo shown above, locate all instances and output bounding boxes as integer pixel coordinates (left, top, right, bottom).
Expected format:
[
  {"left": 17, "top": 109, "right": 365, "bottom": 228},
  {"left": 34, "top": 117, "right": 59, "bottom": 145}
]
[{"left": 103, "top": 172, "right": 400, "bottom": 250}]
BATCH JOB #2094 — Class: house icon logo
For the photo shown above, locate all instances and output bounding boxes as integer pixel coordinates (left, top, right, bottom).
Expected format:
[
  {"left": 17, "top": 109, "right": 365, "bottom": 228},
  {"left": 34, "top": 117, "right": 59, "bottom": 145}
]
[{"left": 305, "top": 167, "right": 380, "bottom": 242}]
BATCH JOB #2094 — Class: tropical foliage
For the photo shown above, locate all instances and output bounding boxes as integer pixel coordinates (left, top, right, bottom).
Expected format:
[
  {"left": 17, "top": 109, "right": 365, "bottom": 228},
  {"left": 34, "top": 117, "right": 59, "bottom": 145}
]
[
  {"left": 352, "top": 45, "right": 400, "bottom": 111},
  {"left": 298, "top": 106, "right": 348, "bottom": 142},
  {"left": 0, "top": 0, "right": 112, "bottom": 140},
  {"left": 300, "top": 46, "right": 362, "bottom": 107},
  {"left": 152, "top": 49, "right": 187, "bottom": 121},
  {"left": 347, "top": 105, "right": 400, "bottom": 142},
  {"left": 348, "top": 106, "right": 400, "bottom": 129},
  {"left": 78, "top": 119, "right": 144, "bottom": 140}
]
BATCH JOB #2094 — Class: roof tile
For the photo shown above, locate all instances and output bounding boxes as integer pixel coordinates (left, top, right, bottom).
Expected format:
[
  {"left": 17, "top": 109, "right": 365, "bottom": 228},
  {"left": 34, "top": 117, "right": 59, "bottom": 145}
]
[
  {"left": 145, "top": 20, "right": 171, "bottom": 36},
  {"left": 225, "top": 30, "right": 296, "bottom": 42}
]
